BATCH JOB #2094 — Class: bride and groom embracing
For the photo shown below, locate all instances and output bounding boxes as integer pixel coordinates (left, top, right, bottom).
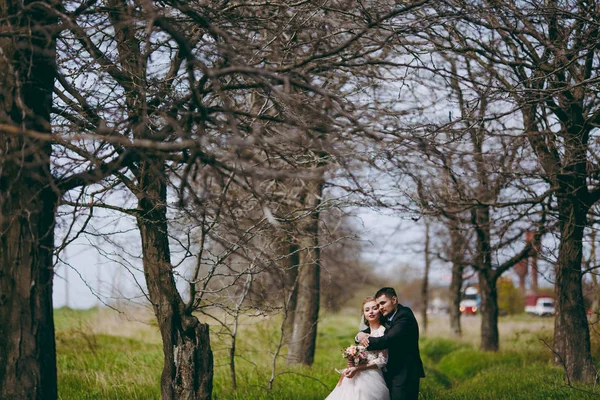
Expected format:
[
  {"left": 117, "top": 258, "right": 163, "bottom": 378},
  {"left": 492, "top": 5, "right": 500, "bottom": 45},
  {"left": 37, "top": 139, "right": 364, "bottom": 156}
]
[{"left": 325, "top": 287, "right": 425, "bottom": 400}]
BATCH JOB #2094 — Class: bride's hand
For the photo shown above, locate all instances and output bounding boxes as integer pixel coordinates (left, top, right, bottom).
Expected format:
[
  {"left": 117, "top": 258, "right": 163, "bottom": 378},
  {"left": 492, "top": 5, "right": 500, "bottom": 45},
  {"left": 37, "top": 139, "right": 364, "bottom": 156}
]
[{"left": 344, "top": 367, "right": 360, "bottom": 379}]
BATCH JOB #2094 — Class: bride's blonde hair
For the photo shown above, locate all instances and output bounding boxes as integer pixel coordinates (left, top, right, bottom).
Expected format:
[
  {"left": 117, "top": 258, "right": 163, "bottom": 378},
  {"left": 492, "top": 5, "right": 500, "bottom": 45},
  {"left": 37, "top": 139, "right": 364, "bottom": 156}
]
[
  {"left": 360, "top": 296, "right": 382, "bottom": 328},
  {"left": 362, "top": 296, "right": 376, "bottom": 308}
]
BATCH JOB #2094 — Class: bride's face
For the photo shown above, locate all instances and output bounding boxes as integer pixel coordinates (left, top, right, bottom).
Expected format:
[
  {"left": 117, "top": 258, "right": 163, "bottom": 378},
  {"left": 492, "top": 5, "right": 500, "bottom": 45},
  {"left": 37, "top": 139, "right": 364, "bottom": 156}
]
[{"left": 363, "top": 301, "right": 381, "bottom": 323}]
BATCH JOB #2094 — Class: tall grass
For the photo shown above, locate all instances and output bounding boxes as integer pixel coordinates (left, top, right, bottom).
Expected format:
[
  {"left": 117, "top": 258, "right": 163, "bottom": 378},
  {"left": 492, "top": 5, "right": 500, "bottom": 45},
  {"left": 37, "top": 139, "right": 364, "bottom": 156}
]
[{"left": 54, "top": 307, "right": 600, "bottom": 399}]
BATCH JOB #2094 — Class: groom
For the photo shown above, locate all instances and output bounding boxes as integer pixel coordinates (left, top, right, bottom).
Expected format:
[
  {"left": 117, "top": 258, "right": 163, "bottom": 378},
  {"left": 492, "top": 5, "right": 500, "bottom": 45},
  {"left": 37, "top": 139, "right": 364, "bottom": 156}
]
[{"left": 357, "top": 287, "right": 425, "bottom": 400}]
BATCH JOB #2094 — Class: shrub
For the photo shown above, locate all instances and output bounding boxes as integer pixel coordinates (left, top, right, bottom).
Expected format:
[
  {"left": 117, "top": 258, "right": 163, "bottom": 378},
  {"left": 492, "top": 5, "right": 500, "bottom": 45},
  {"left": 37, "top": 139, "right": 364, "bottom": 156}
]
[
  {"left": 447, "top": 364, "right": 599, "bottom": 400},
  {"left": 437, "top": 348, "right": 547, "bottom": 382},
  {"left": 423, "top": 365, "right": 452, "bottom": 389},
  {"left": 420, "top": 338, "right": 470, "bottom": 363}
]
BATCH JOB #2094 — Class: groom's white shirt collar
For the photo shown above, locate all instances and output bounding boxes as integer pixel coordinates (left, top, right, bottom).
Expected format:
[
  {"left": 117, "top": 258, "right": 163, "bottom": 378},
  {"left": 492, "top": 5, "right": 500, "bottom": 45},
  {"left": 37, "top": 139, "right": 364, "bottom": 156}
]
[{"left": 387, "top": 309, "right": 397, "bottom": 322}]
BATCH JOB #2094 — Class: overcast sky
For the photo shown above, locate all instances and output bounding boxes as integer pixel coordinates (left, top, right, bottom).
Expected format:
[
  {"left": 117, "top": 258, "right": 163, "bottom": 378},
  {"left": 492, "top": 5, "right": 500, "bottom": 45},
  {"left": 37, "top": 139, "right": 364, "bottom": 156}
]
[{"left": 52, "top": 206, "right": 431, "bottom": 309}]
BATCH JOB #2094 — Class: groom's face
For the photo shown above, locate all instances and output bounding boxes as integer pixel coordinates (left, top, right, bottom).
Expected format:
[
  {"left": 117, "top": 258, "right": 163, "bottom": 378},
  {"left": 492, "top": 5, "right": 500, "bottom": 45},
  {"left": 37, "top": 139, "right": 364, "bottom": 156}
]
[{"left": 376, "top": 294, "right": 398, "bottom": 317}]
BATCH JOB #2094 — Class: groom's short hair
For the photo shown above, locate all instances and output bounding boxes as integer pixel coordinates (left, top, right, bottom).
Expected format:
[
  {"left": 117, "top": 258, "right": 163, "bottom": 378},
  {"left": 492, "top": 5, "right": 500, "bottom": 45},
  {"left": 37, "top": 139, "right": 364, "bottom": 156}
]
[{"left": 375, "top": 287, "right": 397, "bottom": 299}]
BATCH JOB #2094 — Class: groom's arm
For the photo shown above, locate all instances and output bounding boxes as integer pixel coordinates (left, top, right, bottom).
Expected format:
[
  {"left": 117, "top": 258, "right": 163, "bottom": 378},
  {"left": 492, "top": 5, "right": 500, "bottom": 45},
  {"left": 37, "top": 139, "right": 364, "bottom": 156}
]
[
  {"left": 366, "top": 311, "right": 417, "bottom": 351},
  {"left": 355, "top": 327, "right": 370, "bottom": 344},
  {"left": 352, "top": 328, "right": 370, "bottom": 367}
]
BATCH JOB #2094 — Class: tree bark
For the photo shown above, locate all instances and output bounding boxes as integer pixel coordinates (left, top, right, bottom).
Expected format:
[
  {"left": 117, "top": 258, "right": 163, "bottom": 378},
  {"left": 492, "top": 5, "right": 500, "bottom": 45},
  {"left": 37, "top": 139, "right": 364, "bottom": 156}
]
[
  {"left": 472, "top": 203, "right": 500, "bottom": 351},
  {"left": 283, "top": 241, "right": 300, "bottom": 344},
  {"left": 0, "top": 181, "right": 58, "bottom": 400},
  {"left": 530, "top": 252, "right": 539, "bottom": 292},
  {"left": 448, "top": 264, "right": 463, "bottom": 337},
  {"left": 586, "top": 228, "right": 599, "bottom": 323},
  {"left": 553, "top": 199, "right": 596, "bottom": 382},
  {"left": 526, "top": 232, "right": 539, "bottom": 292},
  {"left": 0, "top": 1, "right": 58, "bottom": 398},
  {"left": 478, "top": 270, "right": 499, "bottom": 352},
  {"left": 136, "top": 161, "right": 213, "bottom": 400},
  {"left": 444, "top": 186, "right": 465, "bottom": 336},
  {"left": 287, "top": 181, "right": 322, "bottom": 365},
  {"left": 421, "top": 219, "right": 431, "bottom": 334}
]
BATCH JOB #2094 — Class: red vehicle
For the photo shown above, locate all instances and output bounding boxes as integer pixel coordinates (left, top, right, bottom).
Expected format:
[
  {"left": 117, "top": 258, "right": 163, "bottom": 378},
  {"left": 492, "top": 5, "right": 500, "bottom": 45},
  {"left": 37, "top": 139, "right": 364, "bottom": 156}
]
[
  {"left": 525, "top": 294, "right": 555, "bottom": 316},
  {"left": 460, "top": 287, "right": 478, "bottom": 315}
]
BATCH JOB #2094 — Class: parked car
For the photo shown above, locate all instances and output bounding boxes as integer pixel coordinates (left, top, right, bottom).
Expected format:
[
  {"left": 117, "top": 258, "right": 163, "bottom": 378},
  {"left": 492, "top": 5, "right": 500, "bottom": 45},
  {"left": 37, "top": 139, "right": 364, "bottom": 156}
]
[{"left": 525, "top": 294, "right": 555, "bottom": 316}]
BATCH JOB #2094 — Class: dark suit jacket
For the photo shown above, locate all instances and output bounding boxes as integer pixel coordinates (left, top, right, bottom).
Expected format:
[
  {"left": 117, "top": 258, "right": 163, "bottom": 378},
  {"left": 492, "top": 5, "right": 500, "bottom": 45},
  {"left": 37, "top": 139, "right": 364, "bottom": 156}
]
[{"left": 363, "top": 305, "right": 425, "bottom": 387}]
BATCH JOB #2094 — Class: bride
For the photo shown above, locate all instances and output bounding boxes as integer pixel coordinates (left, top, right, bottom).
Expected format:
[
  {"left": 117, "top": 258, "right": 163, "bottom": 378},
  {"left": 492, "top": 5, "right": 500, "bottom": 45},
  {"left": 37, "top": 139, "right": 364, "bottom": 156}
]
[{"left": 325, "top": 297, "right": 390, "bottom": 400}]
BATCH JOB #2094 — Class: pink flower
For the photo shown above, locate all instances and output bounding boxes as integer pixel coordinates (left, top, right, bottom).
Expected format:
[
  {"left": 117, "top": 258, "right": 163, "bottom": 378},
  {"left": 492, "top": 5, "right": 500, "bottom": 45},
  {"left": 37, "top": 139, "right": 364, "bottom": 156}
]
[{"left": 342, "top": 345, "right": 368, "bottom": 365}]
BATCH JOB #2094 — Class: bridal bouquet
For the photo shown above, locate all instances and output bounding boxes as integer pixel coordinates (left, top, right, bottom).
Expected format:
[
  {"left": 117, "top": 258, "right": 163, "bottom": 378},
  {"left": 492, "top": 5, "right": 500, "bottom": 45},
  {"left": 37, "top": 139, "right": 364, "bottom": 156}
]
[{"left": 342, "top": 345, "right": 367, "bottom": 366}]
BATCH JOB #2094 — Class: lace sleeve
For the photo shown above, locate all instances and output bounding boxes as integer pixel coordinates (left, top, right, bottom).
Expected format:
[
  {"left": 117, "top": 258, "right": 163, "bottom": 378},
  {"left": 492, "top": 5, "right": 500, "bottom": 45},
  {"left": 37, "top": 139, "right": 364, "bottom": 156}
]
[
  {"left": 368, "top": 349, "right": 388, "bottom": 369},
  {"left": 365, "top": 325, "right": 387, "bottom": 369}
]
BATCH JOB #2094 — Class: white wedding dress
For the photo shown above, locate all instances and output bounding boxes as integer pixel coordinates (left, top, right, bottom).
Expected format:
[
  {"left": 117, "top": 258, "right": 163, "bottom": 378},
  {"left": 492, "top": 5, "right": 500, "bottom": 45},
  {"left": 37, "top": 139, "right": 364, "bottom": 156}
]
[{"left": 325, "top": 325, "right": 390, "bottom": 400}]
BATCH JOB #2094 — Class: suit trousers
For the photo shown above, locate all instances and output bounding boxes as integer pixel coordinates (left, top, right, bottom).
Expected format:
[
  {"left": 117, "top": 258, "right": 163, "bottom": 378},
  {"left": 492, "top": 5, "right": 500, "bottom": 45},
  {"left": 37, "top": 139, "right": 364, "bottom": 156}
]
[{"left": 389, "top": 378, "right": 420, "bottom": 400}]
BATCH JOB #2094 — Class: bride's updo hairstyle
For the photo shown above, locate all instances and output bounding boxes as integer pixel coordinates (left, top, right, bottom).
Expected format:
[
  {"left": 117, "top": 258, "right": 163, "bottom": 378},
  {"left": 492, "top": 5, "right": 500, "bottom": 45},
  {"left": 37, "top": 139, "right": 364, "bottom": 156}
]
[
  {"left": 360, "top": 296, "right": 382, "bottom": 329},
  {"left": 362, "top": 296, "right": 376, "bottom": 309}
]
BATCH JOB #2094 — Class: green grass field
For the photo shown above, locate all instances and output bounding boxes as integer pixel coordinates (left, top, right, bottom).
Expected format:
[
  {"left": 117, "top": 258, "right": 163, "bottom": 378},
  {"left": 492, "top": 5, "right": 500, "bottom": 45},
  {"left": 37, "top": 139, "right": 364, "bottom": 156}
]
[{"left": 55, "top": 307, "right": 600, "bottom": 399}]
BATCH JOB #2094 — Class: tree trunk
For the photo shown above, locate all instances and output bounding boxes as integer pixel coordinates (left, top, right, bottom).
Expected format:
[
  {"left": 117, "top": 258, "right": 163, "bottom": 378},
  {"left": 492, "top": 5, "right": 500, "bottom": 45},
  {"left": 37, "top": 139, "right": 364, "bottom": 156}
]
[
  {"left": 530, "top": 252, "right": 539, "bottom": 292},
  {"left": 587, "top": 228, "right": 600, "bottom": 323},
  {"left": 448, "top": 259, "right": 463, "bottom": 337},
  {"left": 287, "top": 181, "right": 322, "bottom": 365},
  {"left": 283, "top": 241, "right": 300, "bottom": 344},
  {"left": 478, "top": 270, "right": 499, "bottom": 352},
  {"left": 0, "top": 1, "right": 58, "bottom": 398},
  {"left": 472, "top": 203, "right": 500, "bottom": 351},
  {"left": 137, "top": 161, "right": 213, "bottom": 400},
  {"left": 421, "top": 219, "right": 431, "bottom": 334},
  {"left": 106, "top": 0, "right": 215, "bottom": 393},
  {"left": 527, "top": 232, "right": 539, "bottom": 292},
  {"left": 553, "top": 200, "right": 596, "bottom": 383},
  {"left": 447, "top": 225, "right": 464, "bottom": 337},
  {"left": 0, "top": 184, "right": 58, "bottom": 400}
]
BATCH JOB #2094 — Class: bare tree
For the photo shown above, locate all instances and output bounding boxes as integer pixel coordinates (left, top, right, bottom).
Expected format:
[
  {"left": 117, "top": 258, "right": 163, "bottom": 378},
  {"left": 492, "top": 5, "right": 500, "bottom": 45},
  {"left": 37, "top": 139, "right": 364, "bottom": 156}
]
[
  {"left": 49, "top": 0, "right": 434, "bottom": 394},
  {"left": 422, "top": 0, "right": 600, "bottom": 381},
  {"left": 0, "top": 4, "right": 59, "bottom": 398},
  {"left": 380, "top": 47, "right": 544, "bottom": 350},
  {"left": 0, "top": 1, "right": 136, "bottom": 398},
  {"left": 287, "top": 177, "right": 323, "bottom": 365}
]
